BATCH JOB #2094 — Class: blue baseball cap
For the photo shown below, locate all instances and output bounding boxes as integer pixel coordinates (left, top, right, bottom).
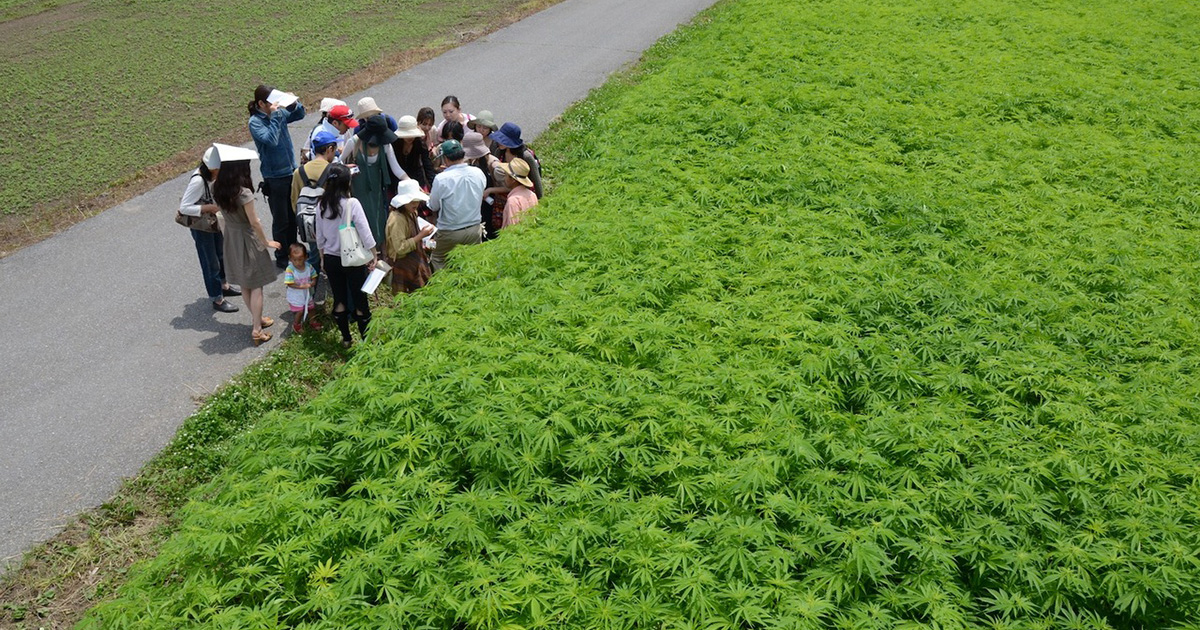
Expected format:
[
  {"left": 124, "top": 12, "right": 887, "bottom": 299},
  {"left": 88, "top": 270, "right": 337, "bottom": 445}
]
[{"left": 312, "top": 130, "right": 339, "bottom": 151}]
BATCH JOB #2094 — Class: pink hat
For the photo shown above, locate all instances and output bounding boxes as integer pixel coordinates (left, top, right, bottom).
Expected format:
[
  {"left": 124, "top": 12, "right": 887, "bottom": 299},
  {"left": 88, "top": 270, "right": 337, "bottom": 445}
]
[{"left": 462, "top": 131, "right": 490, "bottom": 160}]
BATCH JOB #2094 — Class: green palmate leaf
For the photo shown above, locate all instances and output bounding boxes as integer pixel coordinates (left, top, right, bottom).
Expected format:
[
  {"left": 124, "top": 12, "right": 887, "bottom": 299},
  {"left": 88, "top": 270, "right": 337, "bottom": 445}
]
[{"left": 83, "top": 0, "right": 1200, "bottom": 626}]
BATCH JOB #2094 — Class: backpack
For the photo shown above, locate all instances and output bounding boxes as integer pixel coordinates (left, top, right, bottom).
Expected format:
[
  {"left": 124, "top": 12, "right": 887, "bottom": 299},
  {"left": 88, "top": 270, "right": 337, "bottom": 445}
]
[{"left": 296, "top": 165, "right": 330, "bottom": 243}]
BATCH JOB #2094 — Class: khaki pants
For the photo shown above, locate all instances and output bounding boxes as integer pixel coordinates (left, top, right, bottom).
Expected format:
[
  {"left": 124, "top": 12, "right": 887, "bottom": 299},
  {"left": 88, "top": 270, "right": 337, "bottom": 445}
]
[{"left": 430, "top": 223, "right": 484, "bottom": 271}]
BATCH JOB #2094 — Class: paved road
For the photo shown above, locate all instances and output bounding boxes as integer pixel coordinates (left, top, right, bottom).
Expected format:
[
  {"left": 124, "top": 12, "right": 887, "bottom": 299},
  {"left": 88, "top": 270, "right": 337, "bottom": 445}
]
[{"left": 0, "top": 0, "right": 717, "bottom": 569}]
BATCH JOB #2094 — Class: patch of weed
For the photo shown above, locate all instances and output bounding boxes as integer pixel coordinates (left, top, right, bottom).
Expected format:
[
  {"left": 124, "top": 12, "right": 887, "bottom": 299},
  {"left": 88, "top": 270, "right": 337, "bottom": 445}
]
[{"left": 80, "top": 0, "right": 1200, "bottom": 627}]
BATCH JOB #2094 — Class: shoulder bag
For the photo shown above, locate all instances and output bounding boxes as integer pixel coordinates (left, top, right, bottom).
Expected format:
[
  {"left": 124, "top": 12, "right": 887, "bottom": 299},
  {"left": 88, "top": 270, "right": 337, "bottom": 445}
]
[{"left": 175, "top": 174, "right": 220, "bottom": 233}]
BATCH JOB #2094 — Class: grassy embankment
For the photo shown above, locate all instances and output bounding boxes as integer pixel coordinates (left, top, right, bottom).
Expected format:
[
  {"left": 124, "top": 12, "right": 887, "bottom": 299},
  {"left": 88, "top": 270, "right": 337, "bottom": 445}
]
[
  {"left": 0, "top": 329, "right": 350, "bottom": 629},
  {"left": 75, "top": 0, "right": 1200, "bottom": 626},
  {"left": 0, "top": 0, "right": 559, "bottom": 256}
]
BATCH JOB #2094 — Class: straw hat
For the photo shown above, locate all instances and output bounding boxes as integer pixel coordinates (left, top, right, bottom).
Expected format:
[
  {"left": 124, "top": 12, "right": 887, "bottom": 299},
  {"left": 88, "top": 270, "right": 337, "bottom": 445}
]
[{"left": 497, "top": 158, "right": 533, "bottom": 188}]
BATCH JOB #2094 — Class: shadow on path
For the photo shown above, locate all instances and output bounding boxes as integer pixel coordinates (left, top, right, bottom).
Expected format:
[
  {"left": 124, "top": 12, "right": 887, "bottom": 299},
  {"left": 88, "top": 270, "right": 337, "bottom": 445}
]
[{"left": 170, "top": 298, "right": 261, "bottom": 356}]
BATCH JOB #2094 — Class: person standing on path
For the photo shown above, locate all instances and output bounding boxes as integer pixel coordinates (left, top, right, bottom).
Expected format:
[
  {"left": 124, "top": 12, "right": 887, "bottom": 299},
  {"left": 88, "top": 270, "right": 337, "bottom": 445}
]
[
  {"left": 432, "top": 95, "right": 474, "bottom": 148},
  {"left": 210, "top": 144, "right": 281, "bottom": 345},
  {"left": 393, "top": 115, "right": 436, "bottom": 191},
  {"left": 302, "top": 102, "right": 357, "bottom": 163},
  {"left": 291, "top": 131, "right": 340, "bottom": 308},
  {"left": 467, "top": 110, "right": 500, "bottom": 156},
  {"left": 462, "top": 131, "right": 501, "bottom": 240},
  {"left": 179, "top": 146, "right": 241, "bottom": 313},
  {"left": 427, "top": 139, "right": 485, "bottom": 271},
  {"left": 345, "top": 115, "right": 400, "bottom": 246},
  {"left": 315, "top": 163, "right": 378, "bottom": 348},
  {"left": 248, "top": 84, "right": 306, "bottom": 268}
]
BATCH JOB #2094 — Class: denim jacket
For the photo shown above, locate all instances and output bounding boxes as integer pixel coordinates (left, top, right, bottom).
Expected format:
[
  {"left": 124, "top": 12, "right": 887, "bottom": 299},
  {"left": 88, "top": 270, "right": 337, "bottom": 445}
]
[{"left": 249, "top": 104, "right": 306, "bottom": 179}]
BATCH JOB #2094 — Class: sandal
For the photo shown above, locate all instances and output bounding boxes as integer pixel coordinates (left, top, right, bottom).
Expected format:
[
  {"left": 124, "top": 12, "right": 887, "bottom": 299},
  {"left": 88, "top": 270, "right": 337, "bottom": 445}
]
[
  {"left": 260, "top": 316, "right": 275, "bottom": 329},
  {"left": 252, "top": 330, "right": 273, "bottom": 346}
]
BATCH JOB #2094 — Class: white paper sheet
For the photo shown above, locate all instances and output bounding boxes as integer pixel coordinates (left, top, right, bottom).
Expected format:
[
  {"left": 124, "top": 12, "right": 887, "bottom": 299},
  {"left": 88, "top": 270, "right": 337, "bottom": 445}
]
[
  {"left": 417, "top": 217, "right": 438, "bottom": 250},
  {"left": 360, "top": 260, "right": 391, "bottom": 295},
  {"left": 267, "top": 89, "right": 299, "bottom": 108},
  {"left": 361, "top": 268, "right": 387, "bottom": 295}
]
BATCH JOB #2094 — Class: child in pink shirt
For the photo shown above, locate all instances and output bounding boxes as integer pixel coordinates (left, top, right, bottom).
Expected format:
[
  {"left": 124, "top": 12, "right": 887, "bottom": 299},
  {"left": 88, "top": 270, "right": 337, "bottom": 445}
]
[{"left": 284, "top": 243, "right": 322, "bottom": 333}]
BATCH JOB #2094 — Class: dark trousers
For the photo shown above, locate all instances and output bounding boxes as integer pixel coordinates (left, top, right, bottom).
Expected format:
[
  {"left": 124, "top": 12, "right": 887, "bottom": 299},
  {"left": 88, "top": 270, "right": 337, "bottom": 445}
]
[
  {"left": 302, "top": 240, "right": 325, "bottom": 304},
  {"left": 190, "top": 228, "right": 226, "bottom": 301},
  {"left": 263, "top": 175, "right": 296, "bottom": 265},
  {"left": 323, "top": 254, "right": 371, "bottom": 341}
]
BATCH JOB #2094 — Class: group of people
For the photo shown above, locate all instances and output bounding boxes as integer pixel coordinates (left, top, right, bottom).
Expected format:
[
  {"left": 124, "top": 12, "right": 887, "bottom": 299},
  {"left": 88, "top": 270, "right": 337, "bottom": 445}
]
[{"left": 179, "top": 85, "right": 543, "bottom": 348}]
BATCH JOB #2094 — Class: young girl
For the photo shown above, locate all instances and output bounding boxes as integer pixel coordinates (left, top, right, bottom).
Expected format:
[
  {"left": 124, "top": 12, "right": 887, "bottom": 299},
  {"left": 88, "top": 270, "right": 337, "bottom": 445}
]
[
  {"left": 284, "top": 243, "right": 322, "bottom": 333},
  {"left": 315, "top": 163, "right": 378, "bottom": 347}
]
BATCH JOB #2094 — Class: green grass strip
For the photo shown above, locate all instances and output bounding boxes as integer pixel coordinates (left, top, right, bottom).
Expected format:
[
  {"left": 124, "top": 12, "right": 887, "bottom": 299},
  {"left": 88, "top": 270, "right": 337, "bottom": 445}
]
[
  {"left": 84, "top": 0, "right": 1200, "bottom": 626},
  {"left": 0, "top": 330, "right": 346, "bottom": 627}
]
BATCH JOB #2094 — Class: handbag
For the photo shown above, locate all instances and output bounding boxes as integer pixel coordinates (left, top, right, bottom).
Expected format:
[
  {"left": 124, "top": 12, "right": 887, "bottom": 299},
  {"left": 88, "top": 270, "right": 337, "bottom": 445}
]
[
  {"left": 339, "top": 220, "right": 371, "bottom": 267},
  {"left": 175, "top": 174, "right": 220, "bottom": 233}
]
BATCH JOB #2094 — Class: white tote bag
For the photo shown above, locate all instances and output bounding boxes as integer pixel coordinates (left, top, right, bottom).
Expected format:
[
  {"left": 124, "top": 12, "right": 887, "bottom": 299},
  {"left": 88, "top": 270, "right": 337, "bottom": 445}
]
[{"left": 339, "top": 221, "right": 371, "bottom": 267}]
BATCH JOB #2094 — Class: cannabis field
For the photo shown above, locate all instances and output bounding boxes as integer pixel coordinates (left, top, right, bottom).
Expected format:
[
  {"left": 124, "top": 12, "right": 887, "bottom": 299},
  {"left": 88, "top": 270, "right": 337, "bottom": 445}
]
[{"left": 84, "top": 0, "right": 1200, "bottom": 626}]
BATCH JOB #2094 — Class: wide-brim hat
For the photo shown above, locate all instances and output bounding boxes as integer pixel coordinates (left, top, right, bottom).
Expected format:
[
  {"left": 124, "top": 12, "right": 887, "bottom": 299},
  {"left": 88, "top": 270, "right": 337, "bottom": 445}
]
[
  {"left": 361, "top": 114, "right": 399, "bottom": 146},
  {"left": 491, "top": 122, "right": 524, "bottom": 148},
  {"left": 497, "top": 158, "right": 534, "bottom": 188},
  {"left": 462, "top": 131, "right": 490, "bottom": 160},
  {"left": 467, "top": 110, "right": 498, "bottom": 131},
  {"left": 390, "top": 179, "right": 430, "bottom": 207},
  {"left": 395, "top": 115, "right": 425, "bottom": 139},
  {"left": 319, "top": 97, "right": 346, "bottom": 113},
  {"left": 357, "top": 96, "right": 383, "bottom": 119}
]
